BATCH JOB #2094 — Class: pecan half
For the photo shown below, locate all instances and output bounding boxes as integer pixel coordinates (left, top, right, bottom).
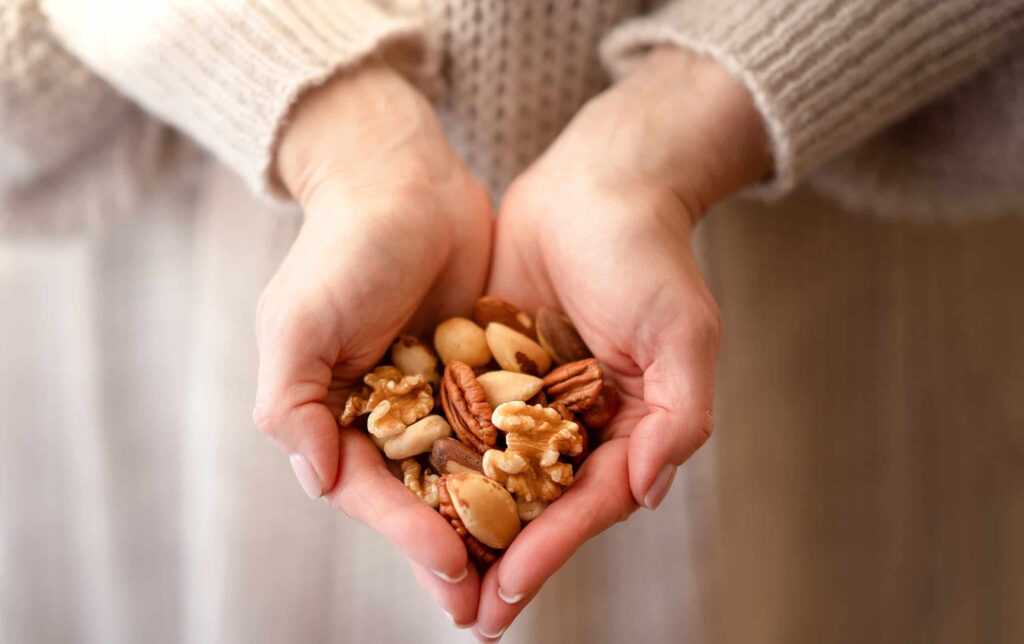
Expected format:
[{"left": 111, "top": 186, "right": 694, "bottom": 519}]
[
  {"left": 580, "top": 384, "right": 621, "bottom": 430},
  {"left": 542, "top": 358, "right": 603, "bottom": 413},
  {"left": 438, "top": 476, "right": 498, "bottom": 567},
  {"left": 440, "top": 361, "right": 496, "bottom": 453}
]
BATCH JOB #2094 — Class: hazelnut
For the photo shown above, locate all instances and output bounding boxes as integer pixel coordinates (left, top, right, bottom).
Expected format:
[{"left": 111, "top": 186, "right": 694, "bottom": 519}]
[
  {"left": 484, "top": 323, "right": 551, "bottom": 376},
  {"left": 444, "top": 471, "right": 521, "bottom": 549},
  {"left": 434, "top": 317, "right": 492, "bottom": 367},
  {"left": 475, "top": 370, "right": 544, "bottom": 407}
]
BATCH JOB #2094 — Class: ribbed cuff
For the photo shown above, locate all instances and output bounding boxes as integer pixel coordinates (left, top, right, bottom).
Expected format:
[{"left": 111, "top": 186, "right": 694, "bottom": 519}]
[
  {"left": 44, "top": 0, "right": 439, "bottom": 198},
  {"left": 601, "top": 0, "right": 1024, "bottom": 199}
]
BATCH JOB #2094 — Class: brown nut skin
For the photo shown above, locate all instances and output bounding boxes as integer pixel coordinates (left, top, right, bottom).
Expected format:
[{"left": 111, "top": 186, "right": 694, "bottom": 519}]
[
  {"left": 444, "top": 471, "right": 521, "bottom": 549},
  {"left": 440, "top": 361, "right": 496, "bottom": 453},
  {"left": 485, "top": 323, "right": 551, "bottom": 376},
  {"left": 473, "top": 296, "right": 535, "bottom": 339},
  {"left": 580, "top": 384, "right": 621, "bottom": 430},
  {"left": 543, "top": 358, "right": 603, "bottom": 413},
  {"left": 536, "top": 307, "right": 592, "bottom": 365},
  {"left": 438, "top": 475, "right": 499, "bottom": 567},
  {"left": 430, "top": 437, "right": 484, "bottom": 475}
]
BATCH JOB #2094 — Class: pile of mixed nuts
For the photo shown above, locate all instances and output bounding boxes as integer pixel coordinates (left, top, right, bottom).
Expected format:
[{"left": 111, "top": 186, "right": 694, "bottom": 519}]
[{"left": 338, "top": 296, "right": 620, "bottom": 566}]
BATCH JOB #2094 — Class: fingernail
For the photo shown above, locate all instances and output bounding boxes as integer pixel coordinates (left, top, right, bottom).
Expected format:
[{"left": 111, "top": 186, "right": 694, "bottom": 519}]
[
  {"left": 431, "top": 566, "right": 468, "bottom": 584},
  {"left": 643, "top": 464, "right": 677, "bottom": 510},
  {"left": 475, "top": 625, "right": 507, "bottom": 641},
  {"left": 446, "top": 612, "right": 474, "bottom": 629},
  {"left": 497, "top": 586, "right": 526, "bottom": 604},
  {"left": 290, "top": 453, "right": 323, "bottom": 499}
]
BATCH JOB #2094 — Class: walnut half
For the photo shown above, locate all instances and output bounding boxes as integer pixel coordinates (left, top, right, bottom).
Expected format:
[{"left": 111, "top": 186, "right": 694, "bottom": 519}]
[{"left": 482, "top": 401, "right": 584, "bottom": 519}]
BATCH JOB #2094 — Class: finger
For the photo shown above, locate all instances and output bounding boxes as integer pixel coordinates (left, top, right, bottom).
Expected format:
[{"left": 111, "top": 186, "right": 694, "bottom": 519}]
[
  {"left": 325, "top": 428, "right": 470, "bottom": 582},
  {"left": 253, "top": 302, "right": 341, "bottom": 498},
  {"left": 410, "top": 561, "right": 480, "bottom": 629},
  {"left": 474, "top": 439, "right": 636, "bottom": 637},
  {"left": 472, "top": 566, "right": 538, "bottom": 643},
  {"left": 628, "top": 296, "right": 720, "bottom": 509}
]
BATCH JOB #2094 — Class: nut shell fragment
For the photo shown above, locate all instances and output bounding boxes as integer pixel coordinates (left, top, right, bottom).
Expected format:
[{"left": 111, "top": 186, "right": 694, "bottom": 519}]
[
  {"left": 485, "top": 323, "right": 551, "bottom": 376},
  {"left": 434, "top": 317, "right": 491, "bottom": 367}
]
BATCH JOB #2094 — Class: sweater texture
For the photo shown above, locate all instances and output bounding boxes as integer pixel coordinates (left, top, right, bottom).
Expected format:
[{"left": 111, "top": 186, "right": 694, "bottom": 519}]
[{"left": 2, "top": 0, "right": 1023, "bottom": 218}]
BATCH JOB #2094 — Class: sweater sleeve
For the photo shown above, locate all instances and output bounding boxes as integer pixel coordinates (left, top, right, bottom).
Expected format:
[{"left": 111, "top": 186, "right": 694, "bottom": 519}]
[
  {"left": 600, "top": 0, "right": 1024, "bottom": 199},
  {"left": 40, "top": 0, "right": 440, "bottom": 197},
  {"left": 0, "top": 0, "right": 131, "bottom": 189}
]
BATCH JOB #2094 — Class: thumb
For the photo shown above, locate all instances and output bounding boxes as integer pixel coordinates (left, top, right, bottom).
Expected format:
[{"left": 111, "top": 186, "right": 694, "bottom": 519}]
[
  {"left": 253, "top": 306, "right": 342, "bottom": 499},
  {"left": 628, "top": 291, "right": 720, "bottom": 509}
]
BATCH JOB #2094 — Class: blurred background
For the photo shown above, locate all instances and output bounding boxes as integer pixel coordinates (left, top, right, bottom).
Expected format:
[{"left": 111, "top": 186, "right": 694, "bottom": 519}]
[
  {"left": 3, "top": 0, "right": 1024, "bottom": 642},
  {"left": 3, "top": 115, "right": 1022, "bottom": 642}
]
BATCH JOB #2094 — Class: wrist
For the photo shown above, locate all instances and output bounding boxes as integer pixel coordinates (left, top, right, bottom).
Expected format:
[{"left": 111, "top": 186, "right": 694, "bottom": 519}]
[
  {"left": 275, "top": 59, "right": 441, "bottom": 207},
  {"left": 575, "top": 46, "right": 771, "bottom": 217}
]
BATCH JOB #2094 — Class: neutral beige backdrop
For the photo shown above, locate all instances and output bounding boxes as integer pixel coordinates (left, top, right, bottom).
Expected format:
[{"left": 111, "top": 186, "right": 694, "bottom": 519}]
[{"left": 1, "top": 123, "right": 1021, "bottom": 643}]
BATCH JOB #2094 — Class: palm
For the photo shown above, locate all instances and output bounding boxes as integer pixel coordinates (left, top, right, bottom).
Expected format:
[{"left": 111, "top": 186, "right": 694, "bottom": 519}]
[
  {"left": 475, "top": 169, "right": 720, "bottom": 631},
  {"left": 256, "top": 161, "right": 494, "bottom": 627}
]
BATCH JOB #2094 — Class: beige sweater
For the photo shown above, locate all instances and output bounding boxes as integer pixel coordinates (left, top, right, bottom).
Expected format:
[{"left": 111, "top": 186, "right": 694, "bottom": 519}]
[{"left": 2, "top": 0, "right": 1023, "bottom": 219}]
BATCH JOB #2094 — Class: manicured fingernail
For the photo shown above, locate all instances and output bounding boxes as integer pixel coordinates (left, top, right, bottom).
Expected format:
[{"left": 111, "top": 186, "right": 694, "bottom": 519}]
[
  {"left": 446, "top": 612, "right": 474, "bottom": 629},
  {"left": 643, "top": 464, "right": 677, "bottom": 510},
  {"left": 497, "top": 586, "right": 526, "bottom": 604},
  {"left": 431, "top": 566, "right": 468, "bottom": 584},
  {"left": 289, "top": 453, "right": 323, "bottom": 499},
  {"left": 475, "top": 625, "right": 507, "bottom": 641}
]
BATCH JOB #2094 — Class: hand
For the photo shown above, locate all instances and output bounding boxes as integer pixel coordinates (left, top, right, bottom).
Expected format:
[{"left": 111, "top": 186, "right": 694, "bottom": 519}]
[
  {"left": 474, "top": 48, "right": 771, "bottom": 639},
  {"left": 252, "top": 61, "right": 492, "bottom": 627}
]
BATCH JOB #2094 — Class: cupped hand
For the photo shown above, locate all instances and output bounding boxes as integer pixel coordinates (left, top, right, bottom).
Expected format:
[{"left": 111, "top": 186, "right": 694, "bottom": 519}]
[
  {"left": 474, "top": 48, "right": 772, "bottom": 639},
  {"left": 252, "top": 61, "right": 493, "bottom": 627}
]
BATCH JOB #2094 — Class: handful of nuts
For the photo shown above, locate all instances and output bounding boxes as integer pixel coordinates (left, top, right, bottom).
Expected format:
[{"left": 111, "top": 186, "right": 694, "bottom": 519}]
[{"left": 338, "top": 296, "right": 620, "bottom": 567}]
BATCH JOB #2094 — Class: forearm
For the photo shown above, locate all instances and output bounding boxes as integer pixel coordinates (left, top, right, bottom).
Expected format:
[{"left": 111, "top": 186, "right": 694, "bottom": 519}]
[
  {"left": 41, "top": 0, "right": 437, "bottom": 197},
  {"left": 541, "top": 46, "right": 771, "bottom": 222},
  {"left": 603, "top": 0, "right": 1024, "bottom": 198}
]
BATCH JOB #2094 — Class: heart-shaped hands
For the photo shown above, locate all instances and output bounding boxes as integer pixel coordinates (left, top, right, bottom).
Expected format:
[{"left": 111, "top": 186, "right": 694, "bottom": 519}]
[{"left": 254, "top": 47, "right": 770, "bottom": 638}]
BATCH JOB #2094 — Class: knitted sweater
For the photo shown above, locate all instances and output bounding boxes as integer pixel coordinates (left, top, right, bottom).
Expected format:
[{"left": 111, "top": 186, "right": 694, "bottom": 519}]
[{"left": 2, "top": 0, "right": 1024, "bottom": 219}]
